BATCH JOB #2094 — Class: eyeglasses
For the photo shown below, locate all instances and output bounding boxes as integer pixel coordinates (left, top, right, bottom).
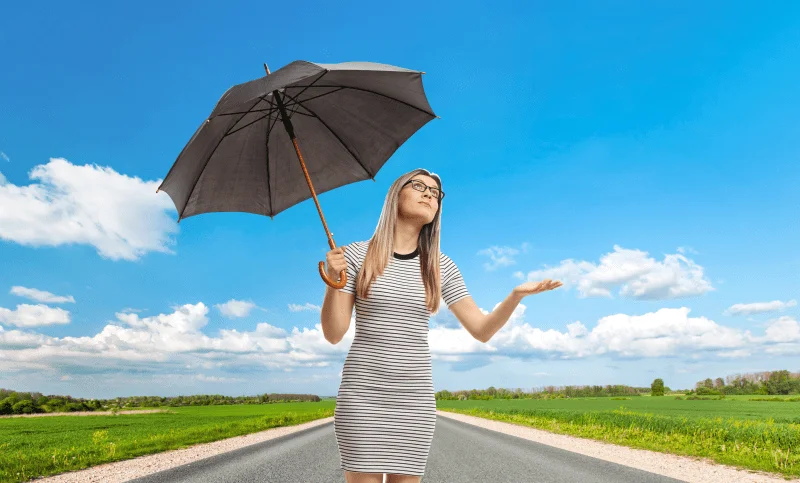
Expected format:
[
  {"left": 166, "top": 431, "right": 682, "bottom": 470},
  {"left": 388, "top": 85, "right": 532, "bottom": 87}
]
[{"left": 403, "top": 179, "right": 445, "bottom": 201}]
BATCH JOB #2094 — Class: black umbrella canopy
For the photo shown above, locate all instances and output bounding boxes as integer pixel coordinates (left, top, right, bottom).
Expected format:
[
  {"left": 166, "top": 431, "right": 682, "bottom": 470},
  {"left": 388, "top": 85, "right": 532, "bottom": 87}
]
[{"left": 157, "top": 60, "right": 437, "bottom": 222}]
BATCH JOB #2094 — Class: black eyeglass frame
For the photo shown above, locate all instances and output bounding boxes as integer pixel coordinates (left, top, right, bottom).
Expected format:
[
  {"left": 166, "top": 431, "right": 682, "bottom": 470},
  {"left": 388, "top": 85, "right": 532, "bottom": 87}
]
[{"left": 402, "top": 179, "right": 445, "bottom": 201}]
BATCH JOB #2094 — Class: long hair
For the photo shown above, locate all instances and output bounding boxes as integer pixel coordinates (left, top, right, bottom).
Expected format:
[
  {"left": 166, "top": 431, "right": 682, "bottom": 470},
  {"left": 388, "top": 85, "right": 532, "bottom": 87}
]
[{"left": 355, "top": 168, "right": 444, "bottom": 314}]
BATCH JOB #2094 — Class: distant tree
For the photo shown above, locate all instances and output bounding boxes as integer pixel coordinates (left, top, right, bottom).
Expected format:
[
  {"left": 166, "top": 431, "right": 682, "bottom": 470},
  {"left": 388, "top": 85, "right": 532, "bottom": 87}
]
[
  {"left": 651, "top": 378, "right": 665, "bottom": 396},
  {"left": 0, "top": 399, "right": 12, "bottom": 415},
  {"left": 765, "top": 370, "right": 793, "bottom": 395},
  {"left": 714, "top": 377, "right": 725, "bottom": 389},
  {"left": 12, "top": 400, "right": 34, "bottom": 414}
]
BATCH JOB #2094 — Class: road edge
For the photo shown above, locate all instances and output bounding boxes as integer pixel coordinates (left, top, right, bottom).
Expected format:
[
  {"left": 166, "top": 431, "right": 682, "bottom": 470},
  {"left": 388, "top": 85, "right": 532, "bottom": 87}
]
[
  {"left": 436, "top": 410, "right": 793, "bottom": 483},
  {"left": 28, "top": 416, "right": 334, "bottom": 483}
]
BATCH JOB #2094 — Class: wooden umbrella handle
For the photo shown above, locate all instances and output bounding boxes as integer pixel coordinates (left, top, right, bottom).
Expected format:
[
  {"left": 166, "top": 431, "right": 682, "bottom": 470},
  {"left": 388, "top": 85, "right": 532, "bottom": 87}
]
[{"left": 319, "top": 262, "right": 347, "bottom": 289}]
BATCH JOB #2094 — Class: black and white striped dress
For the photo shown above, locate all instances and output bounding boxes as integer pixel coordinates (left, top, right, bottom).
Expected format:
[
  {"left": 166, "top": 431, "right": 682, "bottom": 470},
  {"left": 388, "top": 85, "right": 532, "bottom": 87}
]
[{"left": 333, "top": 240, "right": 470, "bottom": 476}]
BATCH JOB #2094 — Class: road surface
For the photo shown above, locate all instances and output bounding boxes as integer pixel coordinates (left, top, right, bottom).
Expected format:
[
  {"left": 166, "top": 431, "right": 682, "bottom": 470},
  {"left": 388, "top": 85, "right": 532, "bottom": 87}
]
[{"left": 127, "top": 415, "right": 683, "bottom": 482}]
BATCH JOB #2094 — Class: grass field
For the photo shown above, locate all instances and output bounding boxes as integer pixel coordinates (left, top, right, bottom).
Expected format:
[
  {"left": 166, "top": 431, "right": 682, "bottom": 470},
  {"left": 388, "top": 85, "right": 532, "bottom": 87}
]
[
  {"left": 437, "top": 395, "right": 800, "bottom": 477},
  {"left": 0, "top": 401, "right": 335, "bottom": 483}
]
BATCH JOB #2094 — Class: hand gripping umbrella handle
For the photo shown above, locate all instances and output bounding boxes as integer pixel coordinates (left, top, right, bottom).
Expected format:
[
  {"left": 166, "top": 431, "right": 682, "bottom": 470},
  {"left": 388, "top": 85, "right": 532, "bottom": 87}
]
[{"left": 319, "top": 262, "right": 347, "bottom": 290}]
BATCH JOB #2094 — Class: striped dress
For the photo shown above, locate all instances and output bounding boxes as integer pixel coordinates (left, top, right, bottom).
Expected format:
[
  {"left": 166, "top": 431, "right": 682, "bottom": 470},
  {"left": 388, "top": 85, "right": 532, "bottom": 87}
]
[{"left": 333, "top": 240, "right": 471, "bottom": 476}]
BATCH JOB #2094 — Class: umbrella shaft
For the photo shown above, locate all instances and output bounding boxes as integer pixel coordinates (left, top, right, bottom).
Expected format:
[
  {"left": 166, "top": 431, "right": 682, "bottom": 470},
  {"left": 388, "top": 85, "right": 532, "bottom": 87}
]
[{"left": 273, "top": 90, "right": 336, "bottom": 250}]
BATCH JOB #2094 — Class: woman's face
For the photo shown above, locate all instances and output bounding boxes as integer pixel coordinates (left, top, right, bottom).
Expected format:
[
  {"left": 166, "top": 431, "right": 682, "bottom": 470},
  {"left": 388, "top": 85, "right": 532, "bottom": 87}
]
[{"left": 399, "top": 174, "right": 440, "bottom": 224}]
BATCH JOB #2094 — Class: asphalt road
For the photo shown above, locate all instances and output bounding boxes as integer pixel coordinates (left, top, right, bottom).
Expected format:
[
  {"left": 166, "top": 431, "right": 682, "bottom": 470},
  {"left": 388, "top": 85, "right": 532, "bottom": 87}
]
[{"left": 127, "top": 416, "right": 685, "bottom": 483}]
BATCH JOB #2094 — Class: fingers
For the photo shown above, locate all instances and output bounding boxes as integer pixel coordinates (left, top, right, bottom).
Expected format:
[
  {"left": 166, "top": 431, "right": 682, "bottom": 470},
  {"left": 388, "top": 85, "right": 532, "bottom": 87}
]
[{"left": 325, "top": 247, "right": 348, "bottom": 276}]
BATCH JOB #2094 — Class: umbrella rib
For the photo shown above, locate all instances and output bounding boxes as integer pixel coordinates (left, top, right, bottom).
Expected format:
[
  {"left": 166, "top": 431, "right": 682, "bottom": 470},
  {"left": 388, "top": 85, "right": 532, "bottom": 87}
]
[
  {"left": 216, "top": 107, "right": 281, "bottom": 116},
  {"left": 282, "top": 70, "right": 328, "bottom": 115},
  {"left": 264, "top": 100, "right": 278, "bottom": 217},
  {"left": 283, "top": 87, "right": 345, "bottom": 105},
  {"left": 281, "top": 91, "right": 372, "bottom": 178},
  {"left": 288, "top": 84, "right": 435, "bottom": 117},
  {"left": 178, "top": 98, "right": 262, "bottom": 220},
  {"left": 226, "top": 113, "right": 274, "bottom": 136}
]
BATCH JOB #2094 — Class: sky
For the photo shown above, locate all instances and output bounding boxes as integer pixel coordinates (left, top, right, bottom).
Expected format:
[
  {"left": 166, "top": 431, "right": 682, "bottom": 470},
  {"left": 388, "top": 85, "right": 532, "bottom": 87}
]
[{"left": 1, "top": 1, "right": 798, "bottom": 399}]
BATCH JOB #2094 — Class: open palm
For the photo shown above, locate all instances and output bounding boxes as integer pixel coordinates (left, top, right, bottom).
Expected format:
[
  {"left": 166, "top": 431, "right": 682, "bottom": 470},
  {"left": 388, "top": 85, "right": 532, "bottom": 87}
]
[{"left": 513, "top": 279, "right": 563, "bottom": 297}]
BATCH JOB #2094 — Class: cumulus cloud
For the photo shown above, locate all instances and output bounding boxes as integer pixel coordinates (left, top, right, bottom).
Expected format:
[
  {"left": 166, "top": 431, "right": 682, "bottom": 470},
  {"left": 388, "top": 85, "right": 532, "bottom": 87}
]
[
  {"left": 3, "top": 295, "right": 798, "bottom": 379},
  {"left": 743, "top": 316, "right": 800, "bottom": 356},
  {"left": 0, "top": 157, "right": 178, "bottom": 261},
  {"left": 288, "top": 303, "right": 321, "bottom": 313},
  {"left": 478, "top": 243, "right": 529, "bottom": 271},
  {"left": 427, "top": 303, "right": 787, "bottom": 366},
  {"left": 10, "top": 286, "right": 75, "bottom": 304},
  {"left": 515, "top": 245, "right": 714, "bottom": 300},
  {"left": 724, "top": 299, "right": 797, "bottom": 316},
  {"left": 0, "top": 302, "right": 355, "bottom": 376},
  {"left": 215, "top": 299, "right": 257, "bottom": 318},
  {"left": 0, "top": 304, "right": 71, "bottom": 328}
]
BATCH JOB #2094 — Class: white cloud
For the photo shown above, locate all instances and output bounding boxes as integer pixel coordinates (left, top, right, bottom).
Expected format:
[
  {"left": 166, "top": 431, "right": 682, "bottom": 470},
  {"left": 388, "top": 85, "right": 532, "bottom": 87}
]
[
  {"left": 519, "top": 245, "right": 714, "bottom": 300},
  {"left": 0, "top": 304, "right": 71, "bottom": 328},
  {"left": 477, "top": 245, "right": 522, "bottom": 271},
  {"left": 724, "top": 299, "right": 797, "bottom": 316},
  {"left": 0, "top": 157, "right": 178, "bottom": 261},
  {"left": 0, "top": 152, "right": 9, "bottom": 162},
  {"left": 119, "top": 307, "right": 145, "bottom": 314},
  {"left": 761, "top": 316, "right": 800, "bottom": 343},
  {"left": 3, "top": 295, "right": 798, "bottom": 380},
  {"left": 10, "top": 286, "right": 75, "bottom": 304},
  {"left": 194, "top": 373, "right": 245, "bottom": 383},
  {"left": 215, "top": 299, "right": 257, "bottom": 318},
  {"left": 0, "top": 302, "right": 354, "bottom": 376},
  {"left": 288, "top": 302, "right": 321, "bottom": 313},
  {"left": 429, "top": 303, "right": 766, "bottom": 363}
]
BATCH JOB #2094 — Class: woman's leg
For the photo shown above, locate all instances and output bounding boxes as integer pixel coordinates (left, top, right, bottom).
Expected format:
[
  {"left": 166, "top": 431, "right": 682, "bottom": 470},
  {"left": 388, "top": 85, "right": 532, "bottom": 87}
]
[
  {"left": 386, "top": 474, "right": 421, "bottom": 483},
  {"left": 344, "top": 470, "right": 385, "bottom": 483}
]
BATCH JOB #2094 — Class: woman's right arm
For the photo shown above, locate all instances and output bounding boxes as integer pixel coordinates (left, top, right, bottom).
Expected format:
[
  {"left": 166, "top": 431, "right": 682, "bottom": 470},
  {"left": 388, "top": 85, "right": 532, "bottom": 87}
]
[{"left": 320, "top": 246, "right": 355, "bottom": 344}]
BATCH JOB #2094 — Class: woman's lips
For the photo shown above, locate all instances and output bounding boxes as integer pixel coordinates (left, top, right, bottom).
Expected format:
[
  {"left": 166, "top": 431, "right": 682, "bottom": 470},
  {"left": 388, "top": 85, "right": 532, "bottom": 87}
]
[{"left": 419, "top": 201, "right": 431, "bottom": 208}]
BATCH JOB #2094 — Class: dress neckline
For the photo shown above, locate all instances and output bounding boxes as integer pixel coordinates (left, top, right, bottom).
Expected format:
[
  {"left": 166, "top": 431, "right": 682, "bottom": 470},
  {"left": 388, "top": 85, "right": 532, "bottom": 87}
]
[{"left": 393, "top": 246, "right": 420, "bottom": 260}]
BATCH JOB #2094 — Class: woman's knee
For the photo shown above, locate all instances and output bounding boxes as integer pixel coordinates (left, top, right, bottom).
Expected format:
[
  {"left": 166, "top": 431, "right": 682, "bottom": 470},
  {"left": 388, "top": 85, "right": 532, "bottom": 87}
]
[
  {"left": 386, "top": 474, "right": 421, "bottom": 483},
  {"left": 343, "top": 470, "right": 384, "bottom": 483}
]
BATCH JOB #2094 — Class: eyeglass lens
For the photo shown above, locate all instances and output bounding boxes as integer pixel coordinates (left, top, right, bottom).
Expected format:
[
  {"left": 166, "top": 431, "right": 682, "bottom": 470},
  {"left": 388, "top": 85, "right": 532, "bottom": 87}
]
[{"left": 411, "top": 180, "right": 441, "bottom": 198}]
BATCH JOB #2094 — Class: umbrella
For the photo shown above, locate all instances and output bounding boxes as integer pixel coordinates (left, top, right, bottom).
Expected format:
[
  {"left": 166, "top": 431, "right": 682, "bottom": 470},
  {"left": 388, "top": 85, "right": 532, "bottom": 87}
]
[{"left": 156, "top": 60, "right": 437, "bottom": 289}]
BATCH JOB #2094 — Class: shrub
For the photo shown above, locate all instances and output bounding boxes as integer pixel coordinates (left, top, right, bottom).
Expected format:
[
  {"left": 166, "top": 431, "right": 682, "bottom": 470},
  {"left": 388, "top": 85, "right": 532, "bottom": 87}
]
[{"left": 651, "top": 378, "right": 665, "bottom": 396}]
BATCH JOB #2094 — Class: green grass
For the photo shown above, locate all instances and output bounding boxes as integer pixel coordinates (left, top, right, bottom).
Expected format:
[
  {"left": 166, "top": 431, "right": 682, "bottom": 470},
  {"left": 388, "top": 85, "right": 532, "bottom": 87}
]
[
  {"left": 437, "top": 397, "right": 800, "bottom": 477},
  {"left": 442, "top": 395, "right": 800, "bottom": 423},
  {"left": 0, "top": 401, "right": 334, "bottom": 483}
]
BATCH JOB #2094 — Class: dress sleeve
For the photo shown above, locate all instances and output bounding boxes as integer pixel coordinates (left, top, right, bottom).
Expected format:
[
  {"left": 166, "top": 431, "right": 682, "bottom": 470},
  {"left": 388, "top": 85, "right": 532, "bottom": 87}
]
[
  {"left": 337, "top": 241, "right": 361, "bottom": 295},
  {"left": 441, "top": 254, "right": 470, "bottom": 307}
]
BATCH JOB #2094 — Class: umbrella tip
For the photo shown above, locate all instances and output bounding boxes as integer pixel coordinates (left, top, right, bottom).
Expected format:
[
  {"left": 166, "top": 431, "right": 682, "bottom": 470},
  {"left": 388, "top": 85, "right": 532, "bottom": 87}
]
[
  {"left": 264, "top": 63, "right": 271, "bottom": 75},
  {"left": 436, "top": 116, "right": 441, "bottom": 120}
]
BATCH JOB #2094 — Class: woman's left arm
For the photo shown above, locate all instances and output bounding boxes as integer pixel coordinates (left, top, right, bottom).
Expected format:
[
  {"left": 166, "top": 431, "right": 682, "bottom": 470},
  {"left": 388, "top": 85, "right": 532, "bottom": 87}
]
[{"left": 449, "top": 279, "right": 562, "bottom": 343}]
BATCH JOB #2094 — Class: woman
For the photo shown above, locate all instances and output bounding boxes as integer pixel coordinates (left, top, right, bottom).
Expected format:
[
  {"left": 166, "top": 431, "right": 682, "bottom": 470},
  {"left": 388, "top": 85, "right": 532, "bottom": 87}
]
[{"left": 320, "top": 168, "right": 561, "bottom": 483}]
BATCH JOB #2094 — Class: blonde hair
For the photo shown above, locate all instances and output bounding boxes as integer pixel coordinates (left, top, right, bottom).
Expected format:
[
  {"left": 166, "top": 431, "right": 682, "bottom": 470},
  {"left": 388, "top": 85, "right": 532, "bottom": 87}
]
[{"left": 355, "top": 168, "right": 444, "bottom": 314}]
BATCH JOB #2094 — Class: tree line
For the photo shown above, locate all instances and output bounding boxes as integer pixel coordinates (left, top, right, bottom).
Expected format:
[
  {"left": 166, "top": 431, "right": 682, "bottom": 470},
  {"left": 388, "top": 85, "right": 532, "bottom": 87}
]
[
  {"left": 692, "top": 370, "right": 800, "bottom": 396},
  {"left": 0, "top": 388, "right": 322, "bottom": 415},
  {"left": 435, "top": 384, "right": 663, "bottom": 400}
]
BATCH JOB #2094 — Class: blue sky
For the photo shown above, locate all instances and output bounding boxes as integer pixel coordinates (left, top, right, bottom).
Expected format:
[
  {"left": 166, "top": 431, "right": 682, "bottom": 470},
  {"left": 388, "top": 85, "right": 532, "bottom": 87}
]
[{"left": 1, "top": 1, "right": 798, "bottom": 399}]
